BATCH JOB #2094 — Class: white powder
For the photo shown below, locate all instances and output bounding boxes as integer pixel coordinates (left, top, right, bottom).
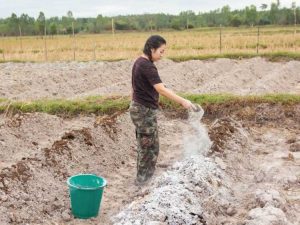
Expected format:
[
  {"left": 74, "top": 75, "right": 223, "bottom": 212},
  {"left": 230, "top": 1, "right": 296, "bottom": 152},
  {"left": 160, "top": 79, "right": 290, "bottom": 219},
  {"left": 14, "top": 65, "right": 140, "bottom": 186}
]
[
  {"left": 183, "top": 105, "right": 212, "bottom": 157},
  {"left": 113, "top": 107, "right": 219, "bottom": 225}
]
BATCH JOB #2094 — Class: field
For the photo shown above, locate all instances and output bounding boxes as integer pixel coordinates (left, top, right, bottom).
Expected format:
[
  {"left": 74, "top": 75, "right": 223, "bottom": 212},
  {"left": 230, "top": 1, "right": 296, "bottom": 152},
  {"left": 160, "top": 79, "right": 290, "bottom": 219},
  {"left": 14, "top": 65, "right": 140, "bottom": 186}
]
[
  {"left": 1, "top": 26, "right": 300, "bottom": 62},
  {"left": 0, "top": 57, "right": 299, "bottom": 225}
]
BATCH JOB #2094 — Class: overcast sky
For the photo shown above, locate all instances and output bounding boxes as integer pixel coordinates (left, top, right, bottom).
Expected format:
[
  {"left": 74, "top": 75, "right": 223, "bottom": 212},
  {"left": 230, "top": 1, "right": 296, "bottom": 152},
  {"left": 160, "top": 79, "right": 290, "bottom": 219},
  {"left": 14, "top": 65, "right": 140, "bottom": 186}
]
[{"left": 0, "top": 0, "right": 296, "bottom": 18}]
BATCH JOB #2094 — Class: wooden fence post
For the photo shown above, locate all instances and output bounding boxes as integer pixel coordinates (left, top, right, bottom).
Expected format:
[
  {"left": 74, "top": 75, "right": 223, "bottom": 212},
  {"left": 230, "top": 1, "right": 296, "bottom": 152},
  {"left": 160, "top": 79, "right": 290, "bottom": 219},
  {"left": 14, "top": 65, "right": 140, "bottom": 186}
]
[
  {"left": 93, "top": 42, "right": 96, "bottom": 61},
  {"left": 72, "top": 22, "right": 76, "bottom": 61},
  {"left": 18, "top": 24, "right": 23, "bottom": 53},
  {"left": 219, "top": 24, "right": 222, "bottom": 54},
  {"left": 112, "top": 18, "right": 115, "bottom": 37},
  {"left": 1, "top": 36, "right": 5, "bottom": 61},
  {"left": 44, "top": 23, "right": 48, "bottom": 61}
]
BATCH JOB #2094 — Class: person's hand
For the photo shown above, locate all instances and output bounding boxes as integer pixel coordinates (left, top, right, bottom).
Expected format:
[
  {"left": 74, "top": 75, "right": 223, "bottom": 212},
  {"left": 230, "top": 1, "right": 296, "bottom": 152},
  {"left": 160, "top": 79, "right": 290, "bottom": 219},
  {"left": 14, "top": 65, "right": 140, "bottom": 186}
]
[{"left": 181, "top": 99, "right": 194, "bottom": 109}]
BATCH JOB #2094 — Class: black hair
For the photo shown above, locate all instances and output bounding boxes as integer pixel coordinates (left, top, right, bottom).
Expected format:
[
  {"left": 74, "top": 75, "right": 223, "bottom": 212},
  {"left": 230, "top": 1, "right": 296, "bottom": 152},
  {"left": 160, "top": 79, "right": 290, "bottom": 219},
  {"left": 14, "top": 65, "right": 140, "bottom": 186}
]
[{"left": 143, "top": 35, "right": 166, "bottom": 62}]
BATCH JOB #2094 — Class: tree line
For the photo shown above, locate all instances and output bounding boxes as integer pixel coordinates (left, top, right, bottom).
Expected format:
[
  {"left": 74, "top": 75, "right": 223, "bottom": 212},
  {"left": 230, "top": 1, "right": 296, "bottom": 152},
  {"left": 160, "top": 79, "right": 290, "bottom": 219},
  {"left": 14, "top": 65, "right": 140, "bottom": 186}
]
[{"left": 0, "top": 1, "right": 298, "bottom": 36}]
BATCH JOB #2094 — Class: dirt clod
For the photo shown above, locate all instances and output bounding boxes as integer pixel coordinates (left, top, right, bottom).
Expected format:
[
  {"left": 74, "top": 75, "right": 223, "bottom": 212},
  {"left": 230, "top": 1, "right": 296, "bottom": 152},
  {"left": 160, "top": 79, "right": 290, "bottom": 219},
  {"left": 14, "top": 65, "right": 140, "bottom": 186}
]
[{"left": 0, "top": 59, "right": 299, "bottom": 225}]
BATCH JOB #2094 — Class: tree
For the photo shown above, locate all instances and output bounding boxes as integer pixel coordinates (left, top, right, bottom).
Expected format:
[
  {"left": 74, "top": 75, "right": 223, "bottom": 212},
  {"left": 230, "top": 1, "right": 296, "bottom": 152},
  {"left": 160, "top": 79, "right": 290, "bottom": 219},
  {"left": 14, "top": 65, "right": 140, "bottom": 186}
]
[
  {"left": 19, "top": 14, "right": 35, "bottom": 35},
  {"left": 230, "top": 14, "right": 242, "bottom": 27},
  {"left": 37, "top": 11, "right": 46, "bottom": 35},
  {"left": 62, "top": 11, "right": 75, "bottom": 34},
  {"left": 67, "top": 11, "right": 73, "bottom": 18},
  {"left": 171, "top": 18, "right": 181, "bottom": 30},
  {"left": 8, "top": 13, "right": 19, "bottom": 35},
  {"left": 245, "top": 5, "right": 257, "bottom": 26},
  {"left": 260, "top": 4, "right": 268, "bottom": 11},
  {"left": 95, "top": 14, "right": 105, "bottom": 32},
  {"left": 259, "top": 4, "right": 270, "bottom": 25},
  {"left": 155, "top": 13, "right": 169, "bottom": 30},
  {"left": 221, "top": 5, "right": 231, "bottom": 26},
  {"left": 0, "top": 4, "right": 299, "bottom": 36},
  {"left": 270, "top": 2, "right": 279, "bottom": 24},
  {"left": 115, "top": 19, "right": 130, "bottom": 30},
  {"left": 49, "top": 23, "right": 57, "bottom": 35},
  {"left": 292, "top": 2, "right": 297, "bottom": 27},
  {"left": 179, "top": 10, "right": 196, "bottom": 29}
]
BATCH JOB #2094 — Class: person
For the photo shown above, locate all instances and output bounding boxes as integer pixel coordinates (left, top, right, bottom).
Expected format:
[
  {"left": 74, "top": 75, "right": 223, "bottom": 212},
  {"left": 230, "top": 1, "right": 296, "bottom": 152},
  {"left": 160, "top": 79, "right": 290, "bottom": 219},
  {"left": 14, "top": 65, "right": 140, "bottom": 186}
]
[{"left": 129, "top": 35, "right": 194, "bottom": 185}]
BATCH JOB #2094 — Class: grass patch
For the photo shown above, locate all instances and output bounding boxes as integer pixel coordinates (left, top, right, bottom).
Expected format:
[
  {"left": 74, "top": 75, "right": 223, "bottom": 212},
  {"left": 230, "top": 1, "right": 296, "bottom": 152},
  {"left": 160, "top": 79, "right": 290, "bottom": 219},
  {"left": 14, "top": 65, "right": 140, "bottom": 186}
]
[
  {"left": 0, "top": 59, "right": 36, "bottom": 63},
  {"left": 160, "top": 94, "right": 238, "bottom": 109},
  {"left": 169, "top": 52, "right": 300, "bottom": 62},
  {"left": 255, "top": 93, "right": 300, "bottom": 104},
  {"left": 188, "top": 93, "right": 300, "bottom": 105},
  {"left": 0, "top": 96, "right": 130, "bottom": 116},
  {"left": 0, "top": 98, "right": 7, "bottom": 103},
  {"left": 160, "top": 93, "right": 300, "bottom": 109},
  {"left": 98, "top": 58, "right": 127, "bottom": 62},
  {"left": 261, "top": 52, "right": 300, "bottom": 62},
  {"left": 245, "top": 44, "right": 268, "bottom": 49},
  {"left": 0, "top": 94, "right": 299, "bottom": 116},
  {"left": 0, "top": 59, "right": 128, "bottom": 63}
]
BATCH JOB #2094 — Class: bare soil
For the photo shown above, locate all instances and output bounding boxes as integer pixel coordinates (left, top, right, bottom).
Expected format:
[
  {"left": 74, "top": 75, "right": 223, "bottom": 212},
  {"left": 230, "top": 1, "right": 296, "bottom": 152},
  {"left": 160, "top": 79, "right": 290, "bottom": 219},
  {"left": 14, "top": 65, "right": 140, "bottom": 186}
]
[
  {"left": 0, "top": 103, "right": 299, "bottom": 225},
  {"left": 0, "top": 58, "right": 299, "bottom": 225},
  {"left": 0, "top": 58, "right": 299, "bottom": 101}
]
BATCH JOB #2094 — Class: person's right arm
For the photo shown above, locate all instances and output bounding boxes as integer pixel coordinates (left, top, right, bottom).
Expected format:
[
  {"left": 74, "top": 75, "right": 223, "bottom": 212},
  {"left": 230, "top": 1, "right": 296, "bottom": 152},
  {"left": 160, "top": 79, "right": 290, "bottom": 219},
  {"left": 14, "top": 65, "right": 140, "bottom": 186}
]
[{"left": 154, "top": 83, "right": 193, "bottom": 109}]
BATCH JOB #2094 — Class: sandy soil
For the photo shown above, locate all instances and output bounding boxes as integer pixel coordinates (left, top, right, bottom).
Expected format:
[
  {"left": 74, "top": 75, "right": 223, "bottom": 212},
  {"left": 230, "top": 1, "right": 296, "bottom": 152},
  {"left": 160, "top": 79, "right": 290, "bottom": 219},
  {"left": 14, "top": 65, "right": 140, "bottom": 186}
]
[
  {"left": 0, "top": 58, "right": 299, "bottom": 225},
  {"left": 113, "top": 104, "right": 300, "bottom": 225},
  {"left": 0, "top": 111, "right": 195, "bottom": 224},
  {"left": 0, "top": 103, "right": 299, "bottom": 225},
  {"left": 0, "top": 58, "right": 299, "bottom": 101}
]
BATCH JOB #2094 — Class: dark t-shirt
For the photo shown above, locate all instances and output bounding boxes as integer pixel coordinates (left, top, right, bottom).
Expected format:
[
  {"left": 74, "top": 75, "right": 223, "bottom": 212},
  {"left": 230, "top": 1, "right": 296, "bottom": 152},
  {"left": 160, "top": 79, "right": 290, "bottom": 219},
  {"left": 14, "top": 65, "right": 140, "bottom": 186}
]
[{"left": 132, "top": 57, "right": 162, "bottom": 109}]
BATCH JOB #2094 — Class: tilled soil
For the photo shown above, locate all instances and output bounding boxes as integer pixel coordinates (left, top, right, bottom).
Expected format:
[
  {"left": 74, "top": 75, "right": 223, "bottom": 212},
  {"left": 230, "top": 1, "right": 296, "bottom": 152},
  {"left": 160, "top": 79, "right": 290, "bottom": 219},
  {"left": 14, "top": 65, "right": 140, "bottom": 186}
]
[
  {"left": 0, "top": 111, "right": 192, "bottom": 224},
  {"left": 0, "top": 103, "right": 299, "bottom": 225},
  {"left": 0, "top": 58, "right": 299, "bottom": 101},
  {"left": 0, "top": 59, "right": 299, "bottom": 225},
  {"left": 113, "top": 104, "right": 300, "bottom": 225}
]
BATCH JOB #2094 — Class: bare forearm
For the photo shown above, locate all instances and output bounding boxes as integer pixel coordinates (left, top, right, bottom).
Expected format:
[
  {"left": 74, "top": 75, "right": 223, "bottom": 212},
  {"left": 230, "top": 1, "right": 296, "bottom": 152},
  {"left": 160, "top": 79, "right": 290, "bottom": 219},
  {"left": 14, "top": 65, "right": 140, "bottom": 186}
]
[
  {"left": 157, "top": 86, "right": 185, "bottom": 105},
  {"left": 153, "top": 83, "right": 193, "bottom": 109}
]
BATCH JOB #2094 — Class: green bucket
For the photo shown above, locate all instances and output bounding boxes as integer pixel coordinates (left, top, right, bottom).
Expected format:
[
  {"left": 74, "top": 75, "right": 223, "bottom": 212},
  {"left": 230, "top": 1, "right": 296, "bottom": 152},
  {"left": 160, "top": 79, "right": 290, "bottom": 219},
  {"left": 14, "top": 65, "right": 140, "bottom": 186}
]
[{"left": 67, "top": 174, "right": 107, "bottom": 219}]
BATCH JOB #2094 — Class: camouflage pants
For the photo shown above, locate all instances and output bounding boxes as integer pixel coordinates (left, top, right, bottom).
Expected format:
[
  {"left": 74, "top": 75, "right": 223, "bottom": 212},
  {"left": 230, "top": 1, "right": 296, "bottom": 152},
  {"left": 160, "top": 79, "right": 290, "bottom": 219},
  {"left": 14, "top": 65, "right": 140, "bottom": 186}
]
[{"left": 129, "top": 101, "right": 159, "bottom": 183}]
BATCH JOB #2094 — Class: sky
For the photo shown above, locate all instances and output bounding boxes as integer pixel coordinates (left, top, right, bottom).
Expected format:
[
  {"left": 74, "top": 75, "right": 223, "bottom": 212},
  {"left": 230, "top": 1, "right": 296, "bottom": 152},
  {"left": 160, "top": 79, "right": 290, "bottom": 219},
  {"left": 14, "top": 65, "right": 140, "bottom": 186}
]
[{"left": 0, "top": 0, "right": 296, "bottom": 18}]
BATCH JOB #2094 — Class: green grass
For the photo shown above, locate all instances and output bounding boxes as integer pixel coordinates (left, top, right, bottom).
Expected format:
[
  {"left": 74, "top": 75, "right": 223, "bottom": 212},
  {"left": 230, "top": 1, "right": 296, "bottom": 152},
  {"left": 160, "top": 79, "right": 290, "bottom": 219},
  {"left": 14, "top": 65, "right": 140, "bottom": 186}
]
[
  {"left": 98, "top": 58, "right": 127, "bottom": 62},
  {"left": 0, "top": 98, "right": 7, "bottom": 103},
  {"left": 169, "top": 52, "right": 300, "bottom": 62},
  {"left": 160, "top": 93, "right": 300, "bottom": 109},
  {"left": 0, "top": 58, "right": 128, "bottom": 63},
  {"left": 1, "top": 52, "right": 299, "bottom": 64},
  {"left": 255, "top": 93, "right": 300, "bottom": 104},
  {"left": 0, "top": 96, "right": 130, "bottom": 116},
  {"left": 0, "top": 59, "right": 35, "bottom": 63},
  {"left": 160, "top": 94, "right": 238, "bottom": 109},
  {"left": 0, "top": 94, "right": 299, "bottom": 116}
]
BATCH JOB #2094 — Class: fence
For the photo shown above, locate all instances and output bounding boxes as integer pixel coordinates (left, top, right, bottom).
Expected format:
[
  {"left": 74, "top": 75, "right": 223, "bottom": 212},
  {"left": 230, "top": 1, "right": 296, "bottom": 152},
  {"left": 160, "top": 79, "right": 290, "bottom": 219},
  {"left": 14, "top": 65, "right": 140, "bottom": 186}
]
[{"left": 1, "top": 25, "right": 299, "bottom": 62}]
